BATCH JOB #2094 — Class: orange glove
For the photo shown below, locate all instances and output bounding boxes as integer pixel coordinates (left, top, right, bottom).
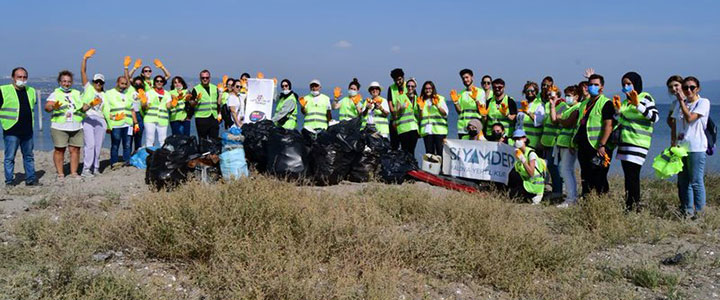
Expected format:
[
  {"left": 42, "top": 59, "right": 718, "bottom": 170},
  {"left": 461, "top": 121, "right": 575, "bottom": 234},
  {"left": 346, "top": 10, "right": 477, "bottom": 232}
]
[
  {"left": 114, "top": 112, "right": 125, "bottom": 121},
  {"left": 602, "top": 153, "right": 611, "bottom": 167},
  {"left": 450, "top": 89, "right": 459, "bottom": 103},
  {"left": 184, "top": 93, "right": 192, "bottom": 101},
  {"left": 83, "top": 48, "right": 96, "bottom": 59},
  {"left": 217, "top": 82, "right": 225, "bottom": 92},
  {"left": 515, "top": 149, "right": 523, "bottom": 159},
  {"left": 53, "top": 101, "right": 62, "bottom": 110},
  {"left": 133, "top": 59, "right": 142, "bottom": 69},
  {"left": 470, "top": 86, "right": 479, "bottom": 100},
  {"left": 222, "top": 75, "right": 228, "bottom": 85},
  {"left": 123, "top": 56, "right": 131, "bottom": 67},
  {"left": 256, "top": 72, "right": 264, "bottom": 79},
  {"left": 333, "top": 87, "right": 341, "bottom": 99},
  {"left": 477, "top": 103, "right": 488, "bottom": 116},
  {"left": 432, "top": 95, "right": 440, "bottom": 106},
  {"left": 499, "top": 103, "right": 508, "bottom": 116},
  {"left": 351, "top": 94, "right": 362, "bottom": 105},
  {"left": 137, "top": 89, "right": 147, "bottom": 106},
  {"left": 520, "top": 100, "right": 529, "bottom": 113},
  {"left": 196, "top": 92, "right": 203, "bottom": 100},
  {"left": 417, "top": 97, "right": 426, "bottom": 111},
  {"left": 217, "top": 114, "right": 222, "bottom": 122},
  {"left": 273, "top": 77, "right": 277, "bottom": 85},
  {"left": 133, "top": 124, "right": 140, "bottom": 133},
  {"left": 628, "top": 90, "right": 639, "bottom": 106},
  {"left": 171, "top": 95, "right": 178, "bottom": 107},
  {"left": 612, "top": 95, "right": 622, "bottom": 110},
  {"left": 299, "top": 96, "right": 307, "bottom": 107},
  {"left": 91, "top": 96, "right": 102, "bottom": 106},
  {"left": 153, "top": 59, "right": 164, "bottom": 68}
]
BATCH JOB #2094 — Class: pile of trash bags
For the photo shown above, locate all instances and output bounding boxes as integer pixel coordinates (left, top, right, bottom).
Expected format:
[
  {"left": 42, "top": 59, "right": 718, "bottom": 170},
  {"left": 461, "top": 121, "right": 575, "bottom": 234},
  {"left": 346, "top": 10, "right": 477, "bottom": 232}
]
[{"left": 241, "top": 118, "right": 417, "bottom": 185}]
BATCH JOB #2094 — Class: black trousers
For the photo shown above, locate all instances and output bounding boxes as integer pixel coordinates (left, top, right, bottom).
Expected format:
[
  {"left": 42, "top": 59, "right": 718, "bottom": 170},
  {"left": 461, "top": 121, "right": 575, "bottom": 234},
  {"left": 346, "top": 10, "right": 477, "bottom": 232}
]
[
  {"left": 195, "top": 116, "right": 219, "bottom": 140},
  {"left": 508, "top": 169, "right": 535, "bottom": 201},
  {"left": 399, "top": 130, "right": 419, "bottom": 156},
  {"left": 621, "top": 160, "right": 642, "bottom": 211},
  {"left": 423, "top": 134, "right": 445, "bottom": 156},
  {"left": 577, "top": 138, "right": 610, "bottom": 196},
  {"left": 458, "top": 133, "right": 468, "bottom": 140},
  {"left": 389, "top": 124, "right": 400, "bottom": 150}
]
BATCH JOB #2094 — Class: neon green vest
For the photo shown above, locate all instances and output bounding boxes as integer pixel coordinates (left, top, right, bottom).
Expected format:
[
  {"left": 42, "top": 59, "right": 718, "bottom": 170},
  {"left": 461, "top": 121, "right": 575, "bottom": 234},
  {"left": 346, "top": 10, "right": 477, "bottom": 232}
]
[
  {"left": 144, "top": 89, "right": 170, "bottom": 126},
  {"left": 395, "top": 94, "right": 419, "bottom": 134},
  {"left": 221, "top": 92, "right": 229, "bottom": 105},
  {"left": 584, "top": 95, "right": 613, "bottom": 149},
  {"left": 618, "top": 92, "right": 654, "bottom": 149},
  {"left": 49, "top": 88, "right": 84, "bottom": 124},
  {"left": 0, "top": 85, "right": 36, "bottom": 130},
  {"left": 419, "top": 95, "right": 448, "bottom": 137},
  {"left": 556, "top": 102, "right": 582, "bottom": 148},
  {"left": 303, "top": 94, "right": 330, "bottom": 131},
  {"left": 275, "top": 94, "right": 298, "bottom": 130},
  {"left": 652, "top": 146, "right": 688, "bottom": 179},
  {"left": 485, "top": 94, "right": 513, "bottom": 136},
  {"left": 514, "top": 147, "right": 546, "bottom": 194},
  {"left": 457, "top": 87, "right": 481, "bottom": 134},
  {"left": 338, "top": 97, "right": 359, "bottom": 121},
  {"left": 540, "top": 101, "right": 568, "bottom": 147},
  {"left": 169, "top": 89, "right": 188, "bottom": 122},
  {"left": 364, "top": 97, "right": 390, "bottom": 136},
  {"left": 389, "top": 83, "right": 408, "bottom": 121},
  {"left": 521, "top": 98, "right": 544, "bottom": 148},
  {"left": 102, "top": 89, "right": 133, "bottom": 129},
  {"left": 193, "top": 84, "right": 218, "bottom": 118}
]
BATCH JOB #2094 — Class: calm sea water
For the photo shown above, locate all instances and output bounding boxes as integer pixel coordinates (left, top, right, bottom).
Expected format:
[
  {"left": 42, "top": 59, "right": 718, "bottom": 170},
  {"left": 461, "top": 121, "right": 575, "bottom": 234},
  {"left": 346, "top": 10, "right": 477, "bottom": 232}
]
[{"left": 2, "top": 81, "right": 717, "bottom": 177}]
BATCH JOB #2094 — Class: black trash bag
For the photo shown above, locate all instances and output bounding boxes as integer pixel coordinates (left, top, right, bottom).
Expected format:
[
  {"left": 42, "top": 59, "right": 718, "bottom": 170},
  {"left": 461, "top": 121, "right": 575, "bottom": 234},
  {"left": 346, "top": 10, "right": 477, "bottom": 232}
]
[
  {"left": 378, "top": 149, "right": 418, "bottom": 184},
  {"left": 163, "top": 135, "right": 199, "bottom": 163},
  {"left": 241, "top": 120, "right": 276, "bottom": 172},
  {"left": 266, "top": 127, "right": 309, "bottom": 179},
  {"left": 220, "top": 104, "right": 233, "bottom": 129},
  {"left": 145, "top": 147, "right": 191, "bottom": 190},
  {"left": 348, "top": 127, "right": 390, "bottom": 182},
  {"left": 311, "top": 118, "right": 364, "bottom": 185},
  {"left": 199, "top": 137, "right": 223, "bottom": 155}
]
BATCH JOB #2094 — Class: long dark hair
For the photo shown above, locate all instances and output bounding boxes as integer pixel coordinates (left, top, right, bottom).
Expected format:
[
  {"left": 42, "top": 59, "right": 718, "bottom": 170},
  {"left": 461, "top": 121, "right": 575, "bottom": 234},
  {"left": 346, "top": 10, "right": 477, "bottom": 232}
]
[
  {"left": 171, "top": 76, "right": 188, "bottom": 90},
  {"left": 421, "top": 81, "right": 437, "bottom": 99}
]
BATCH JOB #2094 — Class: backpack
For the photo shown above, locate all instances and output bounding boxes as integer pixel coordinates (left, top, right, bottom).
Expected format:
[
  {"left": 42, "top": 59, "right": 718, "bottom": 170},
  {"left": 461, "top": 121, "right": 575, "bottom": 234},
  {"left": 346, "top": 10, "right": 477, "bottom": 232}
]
[{"left": 706, "top": 117, "right": 717, "bottom": 155}]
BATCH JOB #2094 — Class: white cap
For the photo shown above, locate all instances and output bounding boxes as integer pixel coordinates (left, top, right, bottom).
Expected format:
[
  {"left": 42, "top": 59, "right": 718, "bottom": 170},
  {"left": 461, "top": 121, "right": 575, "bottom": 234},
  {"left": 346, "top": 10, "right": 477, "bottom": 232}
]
[
  {"left": 93, "top": 74, "right": 105, "bottom": 82},
  {"left": 309, "top": 79, "right": 321, "bottom": 86},
  {"left": 368, "top": 81, "right": 382, "bottom": 92}
]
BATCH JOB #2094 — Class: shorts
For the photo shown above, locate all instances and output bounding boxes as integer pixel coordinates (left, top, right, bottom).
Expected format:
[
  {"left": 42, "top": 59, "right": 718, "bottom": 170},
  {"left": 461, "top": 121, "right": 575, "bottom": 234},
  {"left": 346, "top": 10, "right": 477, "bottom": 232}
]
[{"left": 51, "top": 128, "right": 84, "bottom": 148}]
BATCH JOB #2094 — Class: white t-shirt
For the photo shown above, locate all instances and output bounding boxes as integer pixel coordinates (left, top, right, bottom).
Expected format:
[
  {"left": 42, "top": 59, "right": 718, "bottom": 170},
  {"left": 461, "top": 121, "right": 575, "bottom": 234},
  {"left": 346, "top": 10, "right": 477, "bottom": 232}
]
[
  {"left": 366, "top": 99, "right": 390, "bottom": 125},
  {"left": 226, "top": 93, "right": 245, "bottom": 124},
  {"left": 48, "top": 90, "right": 83, "bottom": 131},
  {"left": 675, "top": 97, "right": 710, "bottom": 152},
  {"left": 82, "top": 82, "right": 104, "bottom": 118},
  {"left": 422, "top": 98, "right": 449, "bottom": 135}
]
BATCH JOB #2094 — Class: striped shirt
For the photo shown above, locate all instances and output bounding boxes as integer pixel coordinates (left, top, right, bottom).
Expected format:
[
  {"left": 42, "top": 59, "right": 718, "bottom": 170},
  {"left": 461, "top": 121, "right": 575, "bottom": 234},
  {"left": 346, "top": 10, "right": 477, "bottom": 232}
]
[{"left": 616, "top": 95, "right": 659, "bottom": 165}]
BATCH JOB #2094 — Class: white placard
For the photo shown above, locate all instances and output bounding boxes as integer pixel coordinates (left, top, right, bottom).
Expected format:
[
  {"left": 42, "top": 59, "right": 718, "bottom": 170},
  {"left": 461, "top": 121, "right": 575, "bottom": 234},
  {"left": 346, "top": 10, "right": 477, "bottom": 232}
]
[
  {"left": 244, "top": 78, "right": 275, "bottom": 123},
  {"left": 442, "top": 139, "right": 517, "bottom": 184}
]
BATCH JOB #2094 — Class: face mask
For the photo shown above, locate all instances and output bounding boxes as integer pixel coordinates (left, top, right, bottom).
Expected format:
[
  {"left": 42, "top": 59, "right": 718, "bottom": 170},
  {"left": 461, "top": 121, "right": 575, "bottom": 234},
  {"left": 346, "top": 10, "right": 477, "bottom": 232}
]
[
  {"left": 60, "top": 86, "right": 71, "bottom": 92},
  {"left": 311, "top": 91, "right": 320, "bottom": 97},
  {"left": 565, "top": 96, "right": 575, "bottom": 104},
  {"left": 588, "top": 85, "right": 600, "bottom": 96},
  {"left": 622, "top": 84, "right": 633, "bottom": 93},
  {"left": 348, "top": 90, "right": 358, "bottom": 97},
  {"left": 491, "top": 132, "right": 502, "bottom": 140},
  {"left": 468, "top": 130, "right": 478, "bottom": 137},
  {"left": 282, "top": 89, "right": 291, "bottom": 95},
  {"left": 15, "top": 80, "right": 26, "bottom": 87},
  {"left": 514, "top": 139, "right": 525, "bottom": 148},
  {"left": 525, "top": 94, "right": 535, "bottom": 101}
]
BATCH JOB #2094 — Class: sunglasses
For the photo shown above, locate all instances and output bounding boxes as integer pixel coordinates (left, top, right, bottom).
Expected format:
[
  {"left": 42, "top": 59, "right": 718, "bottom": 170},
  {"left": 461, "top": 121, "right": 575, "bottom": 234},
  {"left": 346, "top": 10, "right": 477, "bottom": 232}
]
[
  {"left": 682, "top": 85, "right": 697, "bottom": 91},
  {"left": 200, "top": 77, "right": 210, "bottom": 80},
  {"left": 234, "top": 85, "right": 242, "bottom": 88},
  {"left": 525, "top": 89, "right": 536, "bottom": 93},
  {"left": 93, "top": 80, "right": 105, "bottom": 85},
  {"left": 155, "top": 80, "right": 165, "bottom": 83},
  {"left": 143, "top": 70, "right": 151, "bottom": 73},
  {"left": 482, "top": 81, "right": 491, "bottom": 85},
  {"left": 407, "top": 85, "right": 416, "bottom": 88}
]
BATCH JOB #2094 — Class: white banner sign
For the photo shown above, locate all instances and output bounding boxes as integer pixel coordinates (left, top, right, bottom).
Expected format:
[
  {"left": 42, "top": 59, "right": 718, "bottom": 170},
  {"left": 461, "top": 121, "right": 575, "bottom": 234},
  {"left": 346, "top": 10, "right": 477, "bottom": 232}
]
[
  {"left": 442, "top": 139, "right": 517, "bottom": 184},
  {"left": 244, "top": 78, "right": 275, "bottom": 123}
]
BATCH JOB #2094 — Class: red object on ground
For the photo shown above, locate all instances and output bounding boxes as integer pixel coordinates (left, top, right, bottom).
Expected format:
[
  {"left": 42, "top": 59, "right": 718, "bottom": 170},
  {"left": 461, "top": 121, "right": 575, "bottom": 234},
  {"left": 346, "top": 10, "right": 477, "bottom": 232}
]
[{"left": 407, "top": 170, "right": 478, "bottom": 193}]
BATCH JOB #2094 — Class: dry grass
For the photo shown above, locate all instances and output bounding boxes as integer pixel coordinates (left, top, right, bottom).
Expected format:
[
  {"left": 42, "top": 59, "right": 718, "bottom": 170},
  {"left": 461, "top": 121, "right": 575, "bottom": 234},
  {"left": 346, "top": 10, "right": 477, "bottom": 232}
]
[{"left": 2, "top": 174, "right": 720, "bottom": 299}]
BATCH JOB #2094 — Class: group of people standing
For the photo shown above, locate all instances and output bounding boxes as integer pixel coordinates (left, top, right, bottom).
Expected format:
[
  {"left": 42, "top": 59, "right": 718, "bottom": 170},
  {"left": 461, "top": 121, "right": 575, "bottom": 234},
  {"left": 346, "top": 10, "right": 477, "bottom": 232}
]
[{"left": 0, "top": 52, "right": 712, "bottom": 218}]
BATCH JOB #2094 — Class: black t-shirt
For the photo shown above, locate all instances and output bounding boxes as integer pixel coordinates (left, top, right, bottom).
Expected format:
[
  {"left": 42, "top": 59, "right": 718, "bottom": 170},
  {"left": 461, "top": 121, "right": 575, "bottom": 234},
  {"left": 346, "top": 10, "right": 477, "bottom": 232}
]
[
  {"left": 576, "top": 98, "right": 615, "bottom": 144},
  {"left": 0, "top": 87, "right": 33, "bottom": 137}
]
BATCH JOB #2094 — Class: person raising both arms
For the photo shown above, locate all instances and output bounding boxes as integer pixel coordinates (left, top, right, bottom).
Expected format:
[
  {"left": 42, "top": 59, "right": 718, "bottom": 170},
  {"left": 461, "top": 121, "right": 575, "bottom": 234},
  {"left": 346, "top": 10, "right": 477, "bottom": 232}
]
[
  {"left": 361, "top": 81, "right": 390, "bottom": 139},
  {"left": 450, "top": 69, "right": 484, "bottom": 139},
  {"left": 126, "top": 58, "right": 171, "bottom": 92},
  {"left": 483, "top": 78, "right": 517, "bottom": 137},
  {"left": 299, "top": 79, "right": 332, "bottom": 134}
]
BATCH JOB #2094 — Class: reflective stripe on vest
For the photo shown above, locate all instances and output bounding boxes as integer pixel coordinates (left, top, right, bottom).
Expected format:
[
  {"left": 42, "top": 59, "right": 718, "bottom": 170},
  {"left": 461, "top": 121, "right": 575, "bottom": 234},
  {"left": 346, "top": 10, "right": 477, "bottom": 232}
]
[
  {"left": 103, "top": 89, "right": 133, "bottom": 128},
  {"left": 49, "top": 88, "right": 84, "bottom": 124},
  {"left": 585, "top": 95, "right": 612, "bottom": 149},
  {"left": 0, "top": 84, "right": 36, "bottom": 130},
  {"left": 395, "top": 95, "right": 419, "bottom": 134},
  {"left": 521, "top": 98, "right": 544, "bottom": 148},
  {"left": 485, "top": 95, "right": 513, "bottom": 136},
  {"left": 338, "top": 97, "right": 359, "bottom": 121},
  {"left": 618, "top": 92, "right": 655, "bottom": 149},
  {"left": 303, "top": 94, "right": 330, "bottom": 130},
  {"left": 514, "top": 147, "right": 546, "bottom": 194},
  {"left": 457, "top": 88, "right": 480, "bottom": 134},
  {"left": 169, "top": 89, "right": 188, "bottom": 122},
  {"left": 555, "top": 103, "right": 582, "bottom": 148},
  {"left": 419, "top": 95, "right": 448, "bottom": 136},
  {"left": 144, "top": 90, "right": 170, "bottom": 126},
  {"left": 389, "top": 83, "right": 409, "bottom": 122},
  {"left": 540, "top": 101, "right": 568, "bottom": 147}
]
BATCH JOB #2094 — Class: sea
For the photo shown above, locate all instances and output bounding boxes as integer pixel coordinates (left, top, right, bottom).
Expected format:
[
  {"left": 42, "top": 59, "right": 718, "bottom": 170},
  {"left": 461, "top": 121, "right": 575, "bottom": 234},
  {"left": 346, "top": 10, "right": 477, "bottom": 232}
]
[{"left": 1, "top": 79, "right": 718, "bottom": 177}]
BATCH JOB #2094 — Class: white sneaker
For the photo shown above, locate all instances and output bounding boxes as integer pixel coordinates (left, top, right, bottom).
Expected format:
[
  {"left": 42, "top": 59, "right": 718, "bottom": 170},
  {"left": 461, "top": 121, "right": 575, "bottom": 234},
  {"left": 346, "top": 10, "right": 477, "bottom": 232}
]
[
  {"left": 556, "top": 200, "right": 577, "bottom": 209},
  {"left": 81, "top": 170, "right": 95, "bottom": 178},
  {"left": 531, "top": 194, "right": 543, "bottom": 205}
]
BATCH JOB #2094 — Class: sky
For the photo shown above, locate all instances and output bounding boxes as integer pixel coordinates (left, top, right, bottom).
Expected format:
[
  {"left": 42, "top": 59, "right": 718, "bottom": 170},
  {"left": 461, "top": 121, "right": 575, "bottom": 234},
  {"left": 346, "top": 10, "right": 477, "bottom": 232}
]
[{"left": 3, "top": 0, "right": 719, "bottom": 99}]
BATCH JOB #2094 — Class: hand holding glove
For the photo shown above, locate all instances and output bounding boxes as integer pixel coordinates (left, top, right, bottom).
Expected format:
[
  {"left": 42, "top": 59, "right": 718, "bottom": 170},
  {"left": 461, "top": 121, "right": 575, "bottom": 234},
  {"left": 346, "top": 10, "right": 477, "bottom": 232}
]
[
  {"left": 432, "top": 95, "right": 440, "bottom": 106},
  {"left": 299, "top": 96, "right": 307, "bottom": 107},
  {"left": 333, "top": 87, "right": 342, "bottom": 99},
  {"left": 520, "top": 100, "right": 529, "bottom": 113},
  {"left": 83, "top": 48, "right": 96, "bottom": 59},
  {"left": 91, "top": 96, "right": 102, "bottom": 106},
  {"left": 133, "top": 59, "right": 142, "bottom": 69},
  {"left": 515, "top": 149, "right": 526, "bottom": 163},
  {"left": 628, "top": 90, "right": 639, "bottom": 106},
  {"left": 477, "top": 103, "right": 489, "bottom": 116},
  {"left": 499, "top": 103, "right": 508, "bottom": 116},
  {"left": 153, "top": 59, "right": 164, "bottom": 69},
  {"left": 123, "top": 56, "right": 132, "bottom": 68},
  {"left": 612, "top": 95, "right": 622, "bottom": 110},
  {"left": 470, "top": 86, "right": 479, "bottom": 100}
]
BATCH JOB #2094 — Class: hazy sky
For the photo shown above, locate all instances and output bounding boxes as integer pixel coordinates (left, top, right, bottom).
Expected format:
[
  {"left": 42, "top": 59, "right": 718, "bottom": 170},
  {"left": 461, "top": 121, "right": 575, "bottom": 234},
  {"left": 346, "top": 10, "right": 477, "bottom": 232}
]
[{"left": 3, "top": 0, "right": 719, "bottom": 95}]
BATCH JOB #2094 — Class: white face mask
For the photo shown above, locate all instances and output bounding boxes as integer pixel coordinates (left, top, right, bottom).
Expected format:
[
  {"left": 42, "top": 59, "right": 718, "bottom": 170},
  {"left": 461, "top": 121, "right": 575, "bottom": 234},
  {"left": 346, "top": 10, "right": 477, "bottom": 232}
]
[
  {"left": 282, "top": 89, "right": 291, "bottom": 95},
  {"left": 15, "top": 80, "right": 26, "bottom": 87},
  {"left": 311, "top": 91, "right": 320, "bottom": 97},
  {"left": 514, "top": 139, "right": 525, "bottom": 148},
  {"left": 565, "top": 96, "right": 575, "bottom": 104},
  {"left": 348, "top": 90, "right": 358, "bottom": 97}
]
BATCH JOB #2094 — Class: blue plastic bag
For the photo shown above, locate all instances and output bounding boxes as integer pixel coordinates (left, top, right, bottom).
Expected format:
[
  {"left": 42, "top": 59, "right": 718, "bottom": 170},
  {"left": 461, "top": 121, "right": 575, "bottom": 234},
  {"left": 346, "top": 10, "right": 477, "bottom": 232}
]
[
  {"left": 129, "top": 147, "right": 158, "bottom": 169},
  {"left": 220, "top": 148, "right": 249, "bottom": 179}
]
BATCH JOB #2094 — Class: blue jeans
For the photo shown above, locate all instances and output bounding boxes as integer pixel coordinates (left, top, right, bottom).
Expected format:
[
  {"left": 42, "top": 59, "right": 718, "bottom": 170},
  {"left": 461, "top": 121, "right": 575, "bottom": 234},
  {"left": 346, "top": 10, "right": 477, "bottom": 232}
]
[
  {"left": 3, "top": 134, "right": 35, "bottom": 184},
  {"left": 170, "top": 120, "right": 191, "bottom": 136},
  {"left": 678, "top": 152, "right": 706, "bottom": 215},
  {"left": 110, "top": 127, "right": 132, "bottom": 165},
  {"left": 544, "top": 147, "right": 563, "bottom": 193}
]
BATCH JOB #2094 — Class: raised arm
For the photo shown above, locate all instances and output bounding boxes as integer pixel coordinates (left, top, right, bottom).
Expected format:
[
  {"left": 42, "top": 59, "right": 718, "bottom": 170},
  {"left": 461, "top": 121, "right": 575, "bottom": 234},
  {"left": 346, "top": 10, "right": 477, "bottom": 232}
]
[{"left": 81, "top": 48, "right": 95, "bottom": 86}]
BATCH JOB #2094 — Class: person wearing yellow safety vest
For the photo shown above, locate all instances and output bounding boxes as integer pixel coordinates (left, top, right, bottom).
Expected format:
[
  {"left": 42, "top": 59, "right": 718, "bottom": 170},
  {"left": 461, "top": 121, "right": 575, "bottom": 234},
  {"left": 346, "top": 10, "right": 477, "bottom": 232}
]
[
  {"left": 392, "top": 75, "right": 420, "bottom": 155},
  {"left": 483, "top": 78, "right": 517, "bottom": 137},
  {"left": 386, "top": 68, "right": 407, "bottom": 151},
  {"left": 507, "top": 129, "right": 545, "bottom": 204},
  {"left": 1, "top": 67, "right": 38, "bottom": 186},
  {"left": 188, "top": 70, "right": 221, "bottom": 140},
  {"left": 539, "top": 85, "right": 566, "bottom": 198},
  {"left": 169, "top": 76, "right": 192, "bottom": 136},
  {"left": 552, "top": 85, "right": 585, "bottom": 208},
  {"left": 616, "top": 72, "right": 659, "bottom": 211},
  {"left": 575, "top": 73, "right": 615, "bottom": 196},
  {"left": 142, "top": 75, "right": 172, "bottom": 147},
  {"left": 517, "top": 81, "right": 545, "bottom": 148},
  {"left": 80, "top": 49, "right": 107, "bottom": 178},
  {"left": 333, "top": 78, "right": 363, "bottom": 122},
  {"left": 461, "top": 119, "right": 485, "bottom": 141},
  {"left": 361, "top": 82, "right": 390, "bottom": 139},
  {"left": 225, "top": 79, "right": 246, "bottom": 127},
  {"left": 126, "top": 59, "right": 171, "bottom": 93},
  {"left": 103, "top": 76, "right": 136, "bottom": 166},
  {"left": 272, "top": 79, "right": 298, "bottom": 130},
  {"left": 540, "top": 76, "right": 554, "bottom": 103},
  {"left": 44, "top": 70, "right": 88, "bottom": 180},
  {"left": 128, "top": 76, "right": 146, "bottom": 152},
  {"left": 416, "top": 81, "right": 448, "bottom": 156},
  {"left": 299, "top": 79, "right": 332, "bottom": 133},
  {"left": 480, "top": 75, "right": 494, "bottom": 101},
  {"left": 451, "top": 69, "right": 485, "bottom": 139}
]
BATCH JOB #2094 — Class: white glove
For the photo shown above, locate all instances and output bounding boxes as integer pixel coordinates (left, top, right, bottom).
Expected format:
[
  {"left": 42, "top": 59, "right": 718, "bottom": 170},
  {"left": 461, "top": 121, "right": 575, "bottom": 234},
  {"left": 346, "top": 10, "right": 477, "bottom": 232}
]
[{"left": 518, "top": 154, "right": 527, "bottom": 164}]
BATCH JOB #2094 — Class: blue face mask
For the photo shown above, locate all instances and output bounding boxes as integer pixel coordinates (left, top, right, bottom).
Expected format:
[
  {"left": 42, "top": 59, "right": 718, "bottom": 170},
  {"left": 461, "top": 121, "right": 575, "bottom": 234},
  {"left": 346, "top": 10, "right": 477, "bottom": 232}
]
[
  {"left": 60, "top": 86, "right": 71, "bottom": 92},
  {"left": 622, "top": 84, "right": 633, "bottom": 93},
  {"left": 588, "top": 85, "right": 600, "bottom": 96}
]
